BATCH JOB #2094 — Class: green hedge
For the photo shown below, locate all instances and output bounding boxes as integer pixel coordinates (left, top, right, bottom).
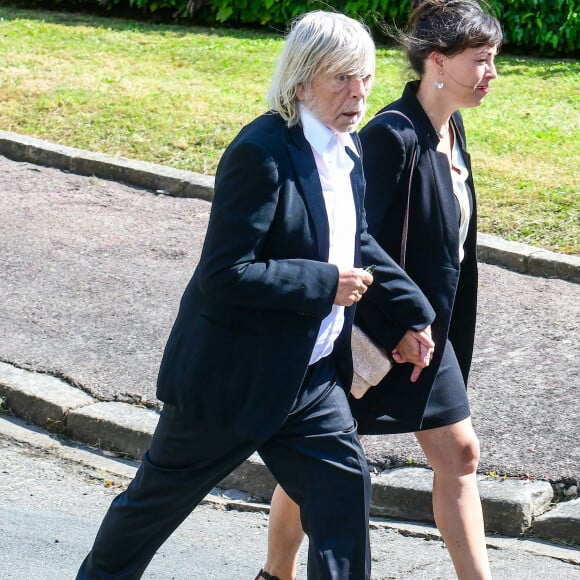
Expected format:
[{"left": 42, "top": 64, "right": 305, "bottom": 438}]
[
  {"left": 10, "top": 0, "right": 580, "bottom": 57},
  {"left": 193, "top": 1, "right": 415, "bottom": 28},
  {"left": 494, "top": 0, "right": 579, "bottom": 56}
]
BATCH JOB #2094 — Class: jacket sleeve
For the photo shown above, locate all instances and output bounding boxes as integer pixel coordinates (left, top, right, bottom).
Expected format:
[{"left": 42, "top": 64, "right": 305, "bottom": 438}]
[
  {"left": 359, "top": 219, "right": 435, "bottom": 352},
  {"left": 357, "top": 117, "right": 434, "bottom": 351},
  {"left": 196, "top": 138, "right": 338, "bottom": 320}
]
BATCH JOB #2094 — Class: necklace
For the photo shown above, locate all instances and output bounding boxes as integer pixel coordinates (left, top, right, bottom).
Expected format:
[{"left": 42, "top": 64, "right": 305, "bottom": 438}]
[{"left": 415, "top": 91, "right": 451, "bottom": 140}]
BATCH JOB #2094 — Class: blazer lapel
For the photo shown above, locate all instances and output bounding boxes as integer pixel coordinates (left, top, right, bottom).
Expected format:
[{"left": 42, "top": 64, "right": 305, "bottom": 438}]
[
  {"left": 453, "top": 119, "right": 475, "bottom": 212},
  {"left": 346, "top": 139, "right": 365, "bottom": 211},
  {"left": 429, "top": 148, "right": 462, "bottom": 265},
  {"left": 345, "top": 142, "right": 365, "bottom": 266},
  {"left": 287, "top": 126, "right": 330, "bottom": 261}
]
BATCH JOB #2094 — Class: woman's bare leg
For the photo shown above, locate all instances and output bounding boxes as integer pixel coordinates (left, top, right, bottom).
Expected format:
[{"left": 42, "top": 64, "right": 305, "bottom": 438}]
[
  {"left": 260, "top": 484, "right": 304, "bottom": 580},
  {"left": 415, "top": 417, "right": 492, "bottom": 579}
]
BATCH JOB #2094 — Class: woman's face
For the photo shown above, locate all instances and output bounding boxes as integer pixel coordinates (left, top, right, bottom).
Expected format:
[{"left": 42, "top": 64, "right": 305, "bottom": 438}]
[{"left": 440, "top": 45, "right": 498, "bottom": 108}]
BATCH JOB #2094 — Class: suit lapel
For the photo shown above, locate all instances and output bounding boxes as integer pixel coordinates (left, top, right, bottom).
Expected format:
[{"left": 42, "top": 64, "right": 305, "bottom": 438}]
[
  {"left": 286, "top": 126, "right": 330, "bottom": 261},
  {"left": 285, "top": 125, "right": 365, "bottom": 265},
  {"left": 346, "top": 138, "right": 365, "bottom": 211},
  {"left": 345, "top": 142, "right": 364, "bottom": 266}
]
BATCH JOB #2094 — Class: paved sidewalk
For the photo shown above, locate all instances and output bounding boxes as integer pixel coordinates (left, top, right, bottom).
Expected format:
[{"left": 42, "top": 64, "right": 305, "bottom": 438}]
[
  {"left": 0, "top": 132, "right": 579, "bottom": 548},
  {"left": 3, "top": 415, "right": 579, "bottom": 578}
]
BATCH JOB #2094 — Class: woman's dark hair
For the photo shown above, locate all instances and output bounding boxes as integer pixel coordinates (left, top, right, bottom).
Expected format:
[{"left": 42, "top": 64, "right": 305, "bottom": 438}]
[{"left": 398, "top": 0, "right": 502, "bottom": 75}]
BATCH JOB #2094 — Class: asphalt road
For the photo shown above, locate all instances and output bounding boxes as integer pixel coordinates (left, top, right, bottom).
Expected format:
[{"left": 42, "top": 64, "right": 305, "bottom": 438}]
[
  {"left": 0, "top": 154, "right": 578, "bottom": 484},
  {"left": 1, "top": 415, "right": 579, "bottom": 579}
]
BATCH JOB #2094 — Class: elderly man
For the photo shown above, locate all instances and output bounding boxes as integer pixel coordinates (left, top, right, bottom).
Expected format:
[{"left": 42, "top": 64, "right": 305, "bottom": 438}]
[{"left": 77, "top": 10, "right": 434, "bottom": 580}]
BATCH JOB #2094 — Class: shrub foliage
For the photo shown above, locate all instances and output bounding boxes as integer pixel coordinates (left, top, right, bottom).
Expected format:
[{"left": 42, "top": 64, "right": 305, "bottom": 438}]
[
  {"left": 10, "top": 0, "right": 580, "bottom": 56},
  {"left": 494, "top": 0, "right": 579, "bottom": 56}
]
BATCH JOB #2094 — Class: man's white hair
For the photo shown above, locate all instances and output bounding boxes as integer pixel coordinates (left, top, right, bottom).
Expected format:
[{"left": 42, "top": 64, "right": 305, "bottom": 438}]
[{"left": 267, "top": 10, "right": 376, "bottom": 127}]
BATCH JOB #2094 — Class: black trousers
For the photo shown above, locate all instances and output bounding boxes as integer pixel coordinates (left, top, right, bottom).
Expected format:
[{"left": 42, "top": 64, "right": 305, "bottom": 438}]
[{"left": 77, "top": 355, "right": 371, "bottom": 579}]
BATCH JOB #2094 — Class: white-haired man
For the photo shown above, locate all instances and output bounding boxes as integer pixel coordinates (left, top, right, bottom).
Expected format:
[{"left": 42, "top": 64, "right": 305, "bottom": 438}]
[{"left": 77, "top": 11, "right": 434, "bottom": 579}]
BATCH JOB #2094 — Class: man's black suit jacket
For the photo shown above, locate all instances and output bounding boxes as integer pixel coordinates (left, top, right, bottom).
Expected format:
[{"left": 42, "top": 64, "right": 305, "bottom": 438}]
[{"left": 156, "top": 111, "right": 434, "bottom": 442}]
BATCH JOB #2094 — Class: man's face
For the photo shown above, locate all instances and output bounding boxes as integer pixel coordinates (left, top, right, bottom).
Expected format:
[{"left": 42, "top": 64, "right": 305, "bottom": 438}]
[{"left": 297, "top": 68, "right": 374, "bottom": 133}]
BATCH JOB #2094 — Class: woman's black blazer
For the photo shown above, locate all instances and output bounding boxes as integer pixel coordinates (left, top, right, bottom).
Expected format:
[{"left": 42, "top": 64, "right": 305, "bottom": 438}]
[{"left": 354, "top": 81, "right": 479, "bottom": 431}]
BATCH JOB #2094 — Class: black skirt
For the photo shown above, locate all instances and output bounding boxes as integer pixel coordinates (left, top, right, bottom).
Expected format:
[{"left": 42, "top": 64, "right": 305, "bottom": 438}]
[{"left": 351, "top": 339, "right": 471, "bottom": 435}]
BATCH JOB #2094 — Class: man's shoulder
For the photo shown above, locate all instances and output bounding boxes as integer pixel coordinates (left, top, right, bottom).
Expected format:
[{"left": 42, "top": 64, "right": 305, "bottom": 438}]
[
  {"left": 224, "top": 112, "right": 307, "bottom": 162},
  {"left": 235, "top": 111, "right": 288, "bottom": 143},
  {"left": 216, "top": 112, "right": 303, "bottom": 178}
]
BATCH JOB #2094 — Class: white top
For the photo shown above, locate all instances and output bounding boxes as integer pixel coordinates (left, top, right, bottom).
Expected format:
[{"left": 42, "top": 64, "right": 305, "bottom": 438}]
[
  {"left": 300, "top": 105, "right": 358, "bottom": 365},
  {"left": 451, "top": 135, "right": 471, "bottom": 263}
]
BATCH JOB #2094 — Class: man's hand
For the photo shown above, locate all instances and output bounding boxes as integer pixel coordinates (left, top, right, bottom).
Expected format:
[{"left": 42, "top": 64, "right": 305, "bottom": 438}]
[
  {"left": 334, "top": 267, "right": 374, "bottom": 306},
  {"left": 391, "top": 326, "right": 434, "bottom": 382}
]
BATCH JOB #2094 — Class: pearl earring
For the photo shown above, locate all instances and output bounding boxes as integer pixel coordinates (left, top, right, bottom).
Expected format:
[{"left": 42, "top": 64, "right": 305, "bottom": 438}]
[{"left": 435, "top": 73, "right": 444, "bottom": 89}]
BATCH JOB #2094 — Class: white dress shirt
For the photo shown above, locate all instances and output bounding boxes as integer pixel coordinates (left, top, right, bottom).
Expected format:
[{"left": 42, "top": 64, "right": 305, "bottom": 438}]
[{"left": 300, "top": 105, "right": 358, "bottom": 365}]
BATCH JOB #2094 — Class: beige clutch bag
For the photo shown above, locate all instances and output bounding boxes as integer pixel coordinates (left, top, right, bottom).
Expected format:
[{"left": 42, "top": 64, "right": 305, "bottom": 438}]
[{"left": 350, "top": 324, "right": 393, "bottom": 399}]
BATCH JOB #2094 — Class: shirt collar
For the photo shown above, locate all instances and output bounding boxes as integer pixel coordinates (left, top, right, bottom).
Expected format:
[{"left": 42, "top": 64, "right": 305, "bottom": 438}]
[{"left": 300, "top": 104, "right": 359, "bottom": 158}]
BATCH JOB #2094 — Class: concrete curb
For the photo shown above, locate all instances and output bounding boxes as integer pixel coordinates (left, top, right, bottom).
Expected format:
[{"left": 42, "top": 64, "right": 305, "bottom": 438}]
[
  {"left": 1, "top": 360, "right": 578, "bottom": 546},
  {"left": 477, "top": 233, "right": 580, "bottom": 283},
  {"left": 0, "top": 129, "right": 578, "bottom": 283},
  {"left": 0, "top": 130, "right": 215, "bottom": 201}
]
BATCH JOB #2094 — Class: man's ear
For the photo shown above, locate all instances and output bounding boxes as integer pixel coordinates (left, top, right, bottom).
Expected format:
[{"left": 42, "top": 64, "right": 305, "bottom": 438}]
[{"left": 295, "top": 83, "right": 306, "bottom": 101}]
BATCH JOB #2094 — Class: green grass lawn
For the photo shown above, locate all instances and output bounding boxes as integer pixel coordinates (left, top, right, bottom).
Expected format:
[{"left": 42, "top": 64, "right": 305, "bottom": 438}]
[{"left": 0, "top": 6, "right": 578, "bottom": 254}]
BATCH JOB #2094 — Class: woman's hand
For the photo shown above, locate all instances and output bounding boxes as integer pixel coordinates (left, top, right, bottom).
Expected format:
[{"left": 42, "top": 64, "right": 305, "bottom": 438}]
[{"left": 392, "top": 326, "right": 434, "bottom": 382}]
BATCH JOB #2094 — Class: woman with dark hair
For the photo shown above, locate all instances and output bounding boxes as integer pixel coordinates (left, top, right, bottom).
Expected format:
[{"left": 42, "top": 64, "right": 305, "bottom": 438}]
[{"left": 260, "top": 2, "right": 502, "bottom": 579}]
